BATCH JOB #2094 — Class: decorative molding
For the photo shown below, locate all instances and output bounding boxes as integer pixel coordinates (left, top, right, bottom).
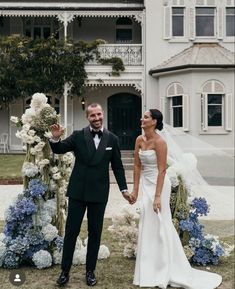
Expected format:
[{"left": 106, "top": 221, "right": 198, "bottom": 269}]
[
  {"left": 84, "top": 80, "right": 143, "bottom": 94},
  {"left": 95, "top": 44, "right": 143, "bottom": 66},
  {"left": 57, "top": 12, "right": 75, "bottom": 24},
  {"left": 0, "top": 10, "right": 144, "bottom": 24}
]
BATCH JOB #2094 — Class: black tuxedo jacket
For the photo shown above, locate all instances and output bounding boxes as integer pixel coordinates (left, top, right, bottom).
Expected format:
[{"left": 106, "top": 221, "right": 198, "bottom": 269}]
[{"left": 50, "top": 126, "right": 127, "bottom": 203}]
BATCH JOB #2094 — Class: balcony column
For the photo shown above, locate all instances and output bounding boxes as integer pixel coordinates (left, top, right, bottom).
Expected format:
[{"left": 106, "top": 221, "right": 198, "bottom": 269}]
[{"left": 57, "top": 12, "right": 75, "bottom": 136}]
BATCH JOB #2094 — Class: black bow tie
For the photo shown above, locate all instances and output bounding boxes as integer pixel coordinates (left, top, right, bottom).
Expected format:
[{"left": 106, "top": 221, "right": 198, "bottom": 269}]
[{"left": 91, "top": 129, "right": 103, "bottom": 138}]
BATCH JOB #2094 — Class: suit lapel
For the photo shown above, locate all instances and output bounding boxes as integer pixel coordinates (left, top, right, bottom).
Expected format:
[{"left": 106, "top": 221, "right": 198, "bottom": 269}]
[
  {"left": 84, "top": 126, "right": 96, "bottom": 161},
  {"left": 89, "top": 128, "right": 109, "bottom": 166}
]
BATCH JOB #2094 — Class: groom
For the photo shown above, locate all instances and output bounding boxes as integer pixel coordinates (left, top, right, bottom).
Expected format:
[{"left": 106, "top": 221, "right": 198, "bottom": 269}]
[{"left": 50, "top": 103, "right": 130, "bottom": 286}]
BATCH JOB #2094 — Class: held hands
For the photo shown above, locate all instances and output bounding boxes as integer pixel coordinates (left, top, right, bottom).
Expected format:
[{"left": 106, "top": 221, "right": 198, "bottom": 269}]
[
  {"left": 153, "top": 196, "right": 161, "bottom": 213},
  {"left": 122, "top": 191, "right": 137, "bottom": 205},
  {"left": 50, "top": 124, "right": 65, "bottom": 141}
]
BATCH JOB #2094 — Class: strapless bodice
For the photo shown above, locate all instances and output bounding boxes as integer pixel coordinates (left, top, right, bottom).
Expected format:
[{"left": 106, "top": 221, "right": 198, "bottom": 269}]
[{"left": 139, "top": 150, "right": 157, "bottom": 171}]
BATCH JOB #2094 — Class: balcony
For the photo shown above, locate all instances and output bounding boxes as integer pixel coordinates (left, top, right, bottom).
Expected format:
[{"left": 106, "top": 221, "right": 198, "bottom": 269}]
[{"left": 94, "top": 44, "right": 143, "bottom": 66}]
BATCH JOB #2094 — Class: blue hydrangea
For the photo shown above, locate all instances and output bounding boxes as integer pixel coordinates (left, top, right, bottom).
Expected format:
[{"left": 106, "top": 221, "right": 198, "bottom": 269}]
[
  {"left": 28, "top": 179, "right": 48, "bottom": 198},
  {"left": 5, "top": 197, "right": 37, "bottom": 222},
  {"left": 8, "top": 236, "right": 30, "bottom": 255},
  {"left": 53, "top": 236, "right": 64, "bottom": 251},
  {"left": 192, "top": 247, "right": 212, "bottom": 265},
  {"left": 179, "top": 219, "right": 194, "bottom": 231},
  {"left": 2, "top": 250, "right": 20, "bottom": 269},
  {"left": 191, "top": 197, "right": 210, "bottom": 216}
]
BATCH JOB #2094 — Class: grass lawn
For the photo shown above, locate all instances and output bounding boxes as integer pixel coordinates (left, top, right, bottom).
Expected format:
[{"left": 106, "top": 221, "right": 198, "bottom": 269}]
[
  {"left": 0, "top": 154, "right": 25, "bottom": 179},
  {"left": 0, "top": 220, "right": 234, "bottom": 289}
]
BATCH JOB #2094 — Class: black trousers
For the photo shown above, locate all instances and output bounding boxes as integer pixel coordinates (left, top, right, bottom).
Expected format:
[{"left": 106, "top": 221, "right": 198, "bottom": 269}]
[{"left": 61, "top": 198, "right": 107, "bottom": 272}]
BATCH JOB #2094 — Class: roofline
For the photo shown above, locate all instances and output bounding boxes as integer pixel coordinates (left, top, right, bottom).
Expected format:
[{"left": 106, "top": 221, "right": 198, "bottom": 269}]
[
  {"left": 0, "top": 2, "right": 144, "bottom": 11},
  {"left": 149, "top": 64, "right": 235, "bottom": 76}
]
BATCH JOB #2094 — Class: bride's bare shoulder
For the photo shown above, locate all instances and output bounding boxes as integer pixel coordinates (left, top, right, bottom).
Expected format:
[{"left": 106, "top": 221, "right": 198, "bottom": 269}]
[{"left": 155, "top": 134, "right": 167, "bottom": 147}]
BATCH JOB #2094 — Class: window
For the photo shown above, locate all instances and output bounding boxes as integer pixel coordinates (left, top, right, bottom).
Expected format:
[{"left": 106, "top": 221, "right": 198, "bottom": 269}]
[
  {"left": 200, "top": 80, "right": 231, "bottom": 132},
  {"left": 207, "top": 94, "right": 223, "bottom": 126},
  {"left": 171, "top": 96, "right": 183, "bottom": 127},
  {"left": 166, "top": 83, "right": 188, "bottom": 130},
  {"left": 226, "top": 7, "right": 235, "bottom": 36},
  {"left": 172, "top": 7, "right": 184, "bottom": 37},
  {"left": 25, "top": 96, "right": 60, "bottom": 113},
  {"left": 116, "top": 17, "right": 132, "bottom": 43},
  {"left": 196, "top": 7, "right": 215, "bottom": 36},
  {"left": 24, "top": 17, "right": 58, "bottom": 40}
]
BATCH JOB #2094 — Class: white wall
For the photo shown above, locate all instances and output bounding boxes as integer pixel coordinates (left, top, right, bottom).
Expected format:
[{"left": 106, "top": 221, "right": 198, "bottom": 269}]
[{"left": 158, "top": 69, "right": 234, "bottom": 153}]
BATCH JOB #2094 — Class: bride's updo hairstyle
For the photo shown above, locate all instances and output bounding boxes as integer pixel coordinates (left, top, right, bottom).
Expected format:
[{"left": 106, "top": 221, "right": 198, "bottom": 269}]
[{"left": 149, "top": 109, "right": 163, "bottom": 131}]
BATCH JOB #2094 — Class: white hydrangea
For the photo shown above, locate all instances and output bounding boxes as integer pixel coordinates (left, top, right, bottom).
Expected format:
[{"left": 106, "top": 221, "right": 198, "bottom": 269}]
[
  {"left": 37, "top": 212, "right": 52, "bottom": 227},
  {"left": 28, "top": 129, "right": 36, "bottom": 136},
  {"left": 32, "top": 250, "right": 52, "bottom": 269},
  {"left": 98, "top": 245, "right": 110, "bottom": 259},
  {"left": 30, "top": 93, "right": 48, "bottom": 113},
  {"left": 42, "top": 224, "right": 58, "bottom": 242},
  {"left": 22, "top": 108, "right": 35, "bottom": 125},
  {"left": 53, "top": 249, "right": 63, "bottom": 265},
  {"left": 22, "top": 162, "right": 39, "bottom": 177},
  {"left": 43, "top": 199, "right": 57, "bottom": 217},
  {"left": 10, "top": 116, "right": 19, "bottom": 124}
]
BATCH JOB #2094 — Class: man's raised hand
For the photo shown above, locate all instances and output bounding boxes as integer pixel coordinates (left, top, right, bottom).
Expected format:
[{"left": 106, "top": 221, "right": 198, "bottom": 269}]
[{"left": 50, "top": 124, "right": 64, "bottom": 141}]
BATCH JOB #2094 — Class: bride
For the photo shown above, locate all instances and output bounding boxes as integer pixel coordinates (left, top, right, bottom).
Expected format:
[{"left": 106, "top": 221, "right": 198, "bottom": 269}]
[{"left": 129, "top": 109, "right": 222, "bottom": 289}]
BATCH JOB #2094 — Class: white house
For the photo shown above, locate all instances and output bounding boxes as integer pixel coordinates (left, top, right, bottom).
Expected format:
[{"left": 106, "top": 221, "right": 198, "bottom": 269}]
[{"left": 0, "top": 0, "right": 234, "bottom": 154}]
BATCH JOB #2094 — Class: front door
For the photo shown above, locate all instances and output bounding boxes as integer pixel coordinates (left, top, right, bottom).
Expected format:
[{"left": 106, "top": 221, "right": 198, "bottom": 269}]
[{"left": 108, "top": 93, "right": 141, "bottom": 150}]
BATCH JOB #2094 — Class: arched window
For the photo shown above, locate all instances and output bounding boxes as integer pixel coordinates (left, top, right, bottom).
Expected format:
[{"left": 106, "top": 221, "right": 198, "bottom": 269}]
[
  {"left": 116, "top": 17, "right": 133, "bottom": 43},
  {"left": 165, "top": 83, "right": 189, "bottom": 131},
  {"left": 201, "top": 80, "right": 227, "bottom": 131}
]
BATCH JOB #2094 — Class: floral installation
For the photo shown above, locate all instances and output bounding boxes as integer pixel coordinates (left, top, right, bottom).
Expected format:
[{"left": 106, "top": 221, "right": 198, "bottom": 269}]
[
  {"left": 0, "top": 93, "right": 110, "bottom": 269},
  {"left": 109, "top": 153, "right": 234, "bottom": 265}
]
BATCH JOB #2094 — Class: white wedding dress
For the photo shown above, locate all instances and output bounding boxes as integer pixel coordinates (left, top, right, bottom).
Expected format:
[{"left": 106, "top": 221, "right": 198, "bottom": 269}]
[{"left": 133, "top": 150, "right": 222, "bottom": 289}]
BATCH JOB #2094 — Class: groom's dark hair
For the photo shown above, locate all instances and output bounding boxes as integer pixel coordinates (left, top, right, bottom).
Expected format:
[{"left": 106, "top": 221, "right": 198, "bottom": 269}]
[{"left": 149, "top": 109, "right": 163, "bottom": 131}]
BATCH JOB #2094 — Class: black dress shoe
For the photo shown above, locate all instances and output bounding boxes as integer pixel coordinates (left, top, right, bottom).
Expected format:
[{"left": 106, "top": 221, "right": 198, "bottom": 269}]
[
  {"left": 86, "top": 271, "right": 97, "bottom": 286},
  {"left": 56, "top": 271, "right": 70, "bottom": 286}
]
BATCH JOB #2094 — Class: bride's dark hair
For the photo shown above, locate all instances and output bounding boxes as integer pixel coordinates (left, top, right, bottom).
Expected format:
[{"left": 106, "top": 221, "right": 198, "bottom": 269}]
[{"left": 149, "top": 109, "right": 163, "bottom": 131}]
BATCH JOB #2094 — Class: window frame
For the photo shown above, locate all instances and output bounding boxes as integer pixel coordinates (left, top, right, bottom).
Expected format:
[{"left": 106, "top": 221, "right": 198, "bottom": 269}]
[
  {"left": 170, "top": 95, "right": 183, "bottom": 128},
  {"left": 226, "top": 7, "right": 235, "bottom": 37},
  {"left": 172, "top": 7, "right": 185, "bottom": 38},
  {"left": 195, "top": 7, "right": 216, "bottom": 38},
  {"left": 206, "top": 93, "right": 224, "bottom": 128}
]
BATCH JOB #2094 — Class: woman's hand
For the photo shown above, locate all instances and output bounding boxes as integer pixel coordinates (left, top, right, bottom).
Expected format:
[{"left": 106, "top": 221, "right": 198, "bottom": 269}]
[
  {"left": 153, "top": 196, "right": 161, "bottom": 213},
  {"left": 50, "top": 124, "right": 64, "bottom": 140},
  {"left": 129, "top": 192, "right": 138, "bottom": 205}
]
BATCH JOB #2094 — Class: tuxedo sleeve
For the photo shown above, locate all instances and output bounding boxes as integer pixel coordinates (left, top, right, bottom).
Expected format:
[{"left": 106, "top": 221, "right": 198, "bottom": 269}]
[
  {"left": 49, "top": 131, "right": 77, "bottom": 154},
  {"left": 111, "top": 136, "right": 127, "bottom": 191}
]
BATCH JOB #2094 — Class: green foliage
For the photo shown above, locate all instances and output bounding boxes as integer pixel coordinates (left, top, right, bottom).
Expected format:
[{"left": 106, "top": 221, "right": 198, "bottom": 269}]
[
  {"left": 0, "top": 36, "right": 106, "bottom": 106},
  {"left": 100, "top": 57, "right": 125, "bottom": 76}
]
